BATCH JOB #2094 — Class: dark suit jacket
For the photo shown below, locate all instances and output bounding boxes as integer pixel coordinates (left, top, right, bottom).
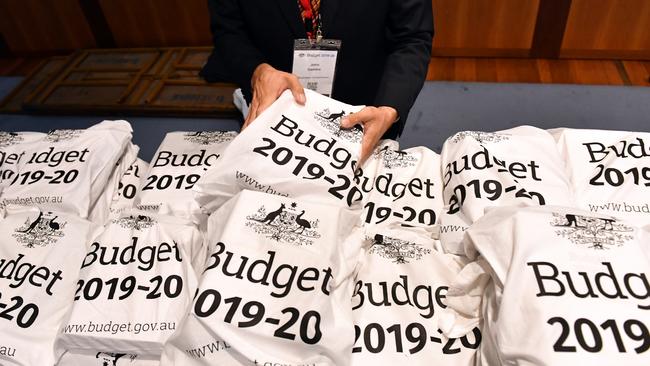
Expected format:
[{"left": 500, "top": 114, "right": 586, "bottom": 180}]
[{"left": 201, "top": 0, "right": 433, "bottom": 139}]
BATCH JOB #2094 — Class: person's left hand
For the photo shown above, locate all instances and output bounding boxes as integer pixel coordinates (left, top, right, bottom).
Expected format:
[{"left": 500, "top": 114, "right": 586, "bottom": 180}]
[{"left": 340, "top": 106, "right": 398, "bottom": 168}]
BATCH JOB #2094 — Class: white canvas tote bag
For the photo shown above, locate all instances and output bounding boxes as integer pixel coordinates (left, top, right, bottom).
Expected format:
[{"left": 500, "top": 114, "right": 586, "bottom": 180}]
[
  {"left": 551, "top": 128, "right": 650, "bottom": 226},
  {"left": 89, "top": 143, "right": 139, "bottom": 225},
  {"left": 440, "top": 205, "right": 650, "bottom": 365},
  {"left": 137, "top": 131, "right": 237, "bottom": 224},
  {"left": 109, "top": 158, "right": 150, "bottom": 221},
  {"left": 193, "top": 89, "right": 364, "bottom": 214},
  {"left": 0, "top": 121, "right": 133, "bottom": 218},
  {"left": 439, "top": 126, "right": 573, "bottom": 255},
  {"left": 160, "top": 190, "right": 364, "bottom": 366},
  {"left": 351, "top": 225, "right": 480, "bottom": 366},
  {"left": 0, "top": 206, "right": 99, "bottom": 366},
  {"left": 0, "top": 131, "right": 46, "bottom": 195},
  {"left": 55, "top": 210, "right": 204, "bottom": 358},
  {"left": 361, "top": 146, "right": 444, "bottom": 234}
]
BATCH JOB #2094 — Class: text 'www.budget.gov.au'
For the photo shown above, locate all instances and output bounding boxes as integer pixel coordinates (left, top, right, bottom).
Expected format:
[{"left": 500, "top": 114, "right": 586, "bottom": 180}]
[{"left": 61, "top": 320, "right": 176, "bottom": 335}]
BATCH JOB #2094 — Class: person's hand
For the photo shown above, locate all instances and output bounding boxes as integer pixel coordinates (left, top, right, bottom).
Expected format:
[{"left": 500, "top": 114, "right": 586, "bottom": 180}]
[
  {"left": 243, "top": 63, "right": 306, "bottom": 129},
  {"left": 340, "top": 106, "right": 399, "bottom": 168}
]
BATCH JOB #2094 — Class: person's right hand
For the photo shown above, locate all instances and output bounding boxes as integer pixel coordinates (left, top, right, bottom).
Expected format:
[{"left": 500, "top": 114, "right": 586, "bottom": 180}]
[{"left": 243, "top": 63, "right": 306, "bottom": 129}]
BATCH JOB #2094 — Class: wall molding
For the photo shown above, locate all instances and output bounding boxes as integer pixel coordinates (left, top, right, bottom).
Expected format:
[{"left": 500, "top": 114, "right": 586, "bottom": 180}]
[
  {"left": 78, "top": 0, "right": 116, "bottom": 48},
  {"left": 530, "top": 0, "right": 573, "bottom": 58}
]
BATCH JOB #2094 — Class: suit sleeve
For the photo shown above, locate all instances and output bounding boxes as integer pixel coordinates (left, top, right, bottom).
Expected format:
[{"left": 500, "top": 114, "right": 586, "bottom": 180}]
[
  {"left": 373, "top": 0, "right": 433, "bottom": 137},
  {"left": 201, "top": 0, "right": 266, "bottom": 98}
]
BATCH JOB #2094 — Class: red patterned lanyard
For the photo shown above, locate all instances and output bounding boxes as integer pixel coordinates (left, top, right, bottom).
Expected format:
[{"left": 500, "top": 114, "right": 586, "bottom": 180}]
[{"left": 297, "top": 0, "right": 321, "bottom": 40}]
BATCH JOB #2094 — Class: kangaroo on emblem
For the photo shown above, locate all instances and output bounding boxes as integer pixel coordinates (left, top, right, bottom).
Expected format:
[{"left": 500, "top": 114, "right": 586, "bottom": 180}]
[{"left": 252, "top": 203, "right": 285, "bottom": 225}]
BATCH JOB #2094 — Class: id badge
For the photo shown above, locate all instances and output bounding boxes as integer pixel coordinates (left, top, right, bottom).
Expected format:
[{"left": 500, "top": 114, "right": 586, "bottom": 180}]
[{"left": 292, "top": 39, "right": 341, "bottom": 97}]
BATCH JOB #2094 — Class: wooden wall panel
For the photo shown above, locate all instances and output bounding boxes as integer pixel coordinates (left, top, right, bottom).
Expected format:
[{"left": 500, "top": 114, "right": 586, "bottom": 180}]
[
  {"left": 99, "top": 0, "right": 211, "bottom": 48},
  {"left": 623, "top": 61, "right": 650, "bottom": 86},
  {"left": 425, "top": 57, "right": 630, "bottom": 85},
  {"left": 431, "top": 0, "right": 540, "bottom": 57},
  {"left": 0, "top": 0, "right": 96, "bottom": 53},
  {"left": 562, "top": 0, "right": 650, "bottom": 58},
  {"left": 1, "top": 0, "right": 648, "bottom": 60}
]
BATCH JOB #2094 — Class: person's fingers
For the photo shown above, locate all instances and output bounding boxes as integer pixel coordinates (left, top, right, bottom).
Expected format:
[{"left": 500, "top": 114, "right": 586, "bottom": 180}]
[
  {"left": 256, "top": 95, "right": 276, "bottom": 118},
  {"left": 242, "top": 117, "right": 252, "bottom": 130},
  {"left": 242, "top": 102, "right": 257, "bottom": 130},
  {"left": 242, "top": 98, "right": 260, "bottom": 130},
  {"left": 242, "top": 114, "right": 252, "bottom": 130},
  {"left": 340, "top": 107, "right": 376, "bottom": 129},
  {"left": 357, "top": 143, "right": 372, "bottom": 168},
  {"left": 355, "top": 114, "right": 384, "bottom": 168},
  {"left": 287, "top": 75, "right": 306, "bottom": 105},
  {"left": 357, "top": 127, "right": 381, "bottom": 168}
]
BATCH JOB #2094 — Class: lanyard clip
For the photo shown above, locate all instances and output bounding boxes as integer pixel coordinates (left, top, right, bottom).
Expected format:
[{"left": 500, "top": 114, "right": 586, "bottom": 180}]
[{"left": 316, "top": 14, "right": 323, "bottom": 43}]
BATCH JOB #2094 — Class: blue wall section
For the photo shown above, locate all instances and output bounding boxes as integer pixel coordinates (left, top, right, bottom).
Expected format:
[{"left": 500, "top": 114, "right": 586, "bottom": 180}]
[{"left": 403, "top": 82, "right": 650, "bottom": 152}]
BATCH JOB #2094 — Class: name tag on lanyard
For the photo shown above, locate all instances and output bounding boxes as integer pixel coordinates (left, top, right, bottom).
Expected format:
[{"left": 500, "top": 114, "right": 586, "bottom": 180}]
[{"left": 292, "top": 38, "right": 341, "bottom": 97}]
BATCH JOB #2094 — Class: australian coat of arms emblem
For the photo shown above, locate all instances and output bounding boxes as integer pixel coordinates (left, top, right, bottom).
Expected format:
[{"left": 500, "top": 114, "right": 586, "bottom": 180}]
[
  {"left": 368, "top": 234, "right": 431, "bottom": 264},
  {"left": 183, "top": 131, "right": 238, "bottom": 145},
  {"left": 245, "top": 202, "right": 321, "bottom": 246},
  {"left": 551, "top": 213, "right": 634, "bottom": 250},
  {"left": 374, "top": 145, "right": 418, "bottom": 169},
  {"left": 44, "top": 129, "right": 82, "bottom": 143},
  {"left": 95, "top": 352, "right": 138, "bottom": 366},
  {"left": 0, "top": 131, "right": 24, "bottom": 148},
  {"left": 450, "top": 131, "right": 510, "bottom": 144},
  {"left": 13, "top": 211, "right": 67, "bottom": 248},
  {"left": 112, "top": 214, "right": 156, "bottom": 231},
  {"left": 314, "top": 109, "right": 363, "bottom": 144}
]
